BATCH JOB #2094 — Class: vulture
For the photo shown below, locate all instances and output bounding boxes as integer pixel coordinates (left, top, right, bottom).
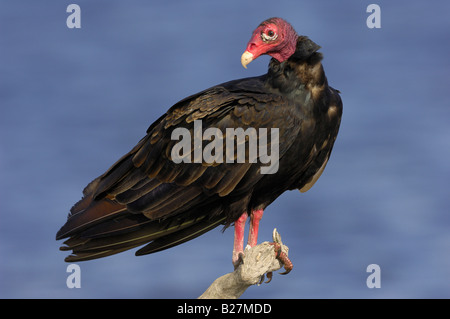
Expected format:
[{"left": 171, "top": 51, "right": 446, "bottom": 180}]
[{"left": 56, "top": 17, "right": 343, "bottom": 271}]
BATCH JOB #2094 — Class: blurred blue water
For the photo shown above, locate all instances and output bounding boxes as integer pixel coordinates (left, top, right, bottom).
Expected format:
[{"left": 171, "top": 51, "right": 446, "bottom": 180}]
[{"left": 1, "top": 0, "right": 449, "bottom": 298}]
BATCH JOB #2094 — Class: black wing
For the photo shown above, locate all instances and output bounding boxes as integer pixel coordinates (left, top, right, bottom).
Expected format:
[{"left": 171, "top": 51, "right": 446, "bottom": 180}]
[{"left": 56, "top": 76, "right": 302, "bottom": 261}]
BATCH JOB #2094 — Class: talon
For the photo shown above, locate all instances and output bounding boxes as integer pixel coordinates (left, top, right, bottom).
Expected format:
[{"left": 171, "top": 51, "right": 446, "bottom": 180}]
[
  {"left": 278, "top": 251, "right": 293, "bottom": 274},
  {"left": 270, "top": 242, "right": 293, "bottom": 275},
  {"left": 233, "top": 251, "right": 245, "bottom": 270},
  {"left": 265, "top": 271, "right": 273, "bottom": 283},
  {"left": 258, "top": 274, "right": 265, "bottom": 286}
]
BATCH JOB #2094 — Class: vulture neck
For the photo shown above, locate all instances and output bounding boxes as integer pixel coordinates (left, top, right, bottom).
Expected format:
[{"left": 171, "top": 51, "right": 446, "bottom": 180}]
[{"left": 266, "top": 36, "right": 328, "bottom": 101}]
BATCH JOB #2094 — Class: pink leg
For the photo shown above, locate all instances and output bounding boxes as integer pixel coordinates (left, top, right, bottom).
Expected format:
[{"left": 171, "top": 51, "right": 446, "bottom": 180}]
[
  {"left": 232, "top": 212, "right": 248, "bottom": 267},
  {"left": 247, "top": 209, "right": 264, "bottom": 247},
  {"left": 270, "top": 242, "right": 293, "bottom": 275}
]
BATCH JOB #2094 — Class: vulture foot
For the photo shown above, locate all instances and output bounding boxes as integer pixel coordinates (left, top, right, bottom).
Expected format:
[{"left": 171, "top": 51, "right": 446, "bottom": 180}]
[{"left": 270, "top": 242, "right": 293, "bottom": 275}]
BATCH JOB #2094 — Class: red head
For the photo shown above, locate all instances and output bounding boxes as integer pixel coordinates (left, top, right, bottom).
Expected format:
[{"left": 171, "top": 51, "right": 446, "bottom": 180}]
[{"left": 241, "top": 17, "right": 298, "bottom": 68}]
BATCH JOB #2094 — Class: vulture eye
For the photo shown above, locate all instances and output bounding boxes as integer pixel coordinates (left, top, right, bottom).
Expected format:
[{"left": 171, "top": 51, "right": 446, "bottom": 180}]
[{"left": 261, "top": 29, "right": 278, "bottom": 42}]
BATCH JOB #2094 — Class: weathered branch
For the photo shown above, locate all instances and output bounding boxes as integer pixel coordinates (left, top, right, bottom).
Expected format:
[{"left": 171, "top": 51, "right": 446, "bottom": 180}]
[{"left": 198, "top": 229, "right": 290, "bottom": 299}]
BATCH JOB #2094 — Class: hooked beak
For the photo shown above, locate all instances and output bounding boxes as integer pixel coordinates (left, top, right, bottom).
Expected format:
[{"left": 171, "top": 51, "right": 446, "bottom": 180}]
[{"left": 241, "top": 50, "right": 254, "bottom": 69}]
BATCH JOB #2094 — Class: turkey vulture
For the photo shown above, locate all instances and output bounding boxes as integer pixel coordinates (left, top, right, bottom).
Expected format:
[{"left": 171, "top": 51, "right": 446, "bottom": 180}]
[{"left": 56, "top": 17, "right": 342, "bottom": 271}]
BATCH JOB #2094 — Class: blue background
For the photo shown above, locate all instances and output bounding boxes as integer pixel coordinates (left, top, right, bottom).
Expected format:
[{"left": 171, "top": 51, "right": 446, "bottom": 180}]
[{"left": 1, "top": 0, "right": 449, "bottom": 298}]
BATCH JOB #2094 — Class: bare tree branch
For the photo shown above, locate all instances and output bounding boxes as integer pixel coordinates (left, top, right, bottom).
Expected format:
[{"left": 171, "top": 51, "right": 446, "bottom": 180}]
[{"left": 198, "top": 229, "right": 290, "bottom": 299}]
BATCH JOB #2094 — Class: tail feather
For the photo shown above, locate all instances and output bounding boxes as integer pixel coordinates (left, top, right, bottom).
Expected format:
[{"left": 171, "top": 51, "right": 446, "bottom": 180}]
[
  {"left": 76, "top": 214, "right": 151, "bottom": 239},
  {"left": 64, "top": 246, "right": 137, "bottom": 262},
  {"left": 56, "top": 197, "right": 127, "bottom": 240},
  {"left": 59, "top": 207, "right": 225, "bottom": 262},
  {"left": 136, "top": 210, "right": 225, "bottom": 255}
]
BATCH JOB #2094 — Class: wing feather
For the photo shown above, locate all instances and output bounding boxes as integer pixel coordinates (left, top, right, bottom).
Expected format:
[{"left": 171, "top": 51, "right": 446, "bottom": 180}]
[{"left": 57, "top": 76, "right": 301, "bottom": 260}]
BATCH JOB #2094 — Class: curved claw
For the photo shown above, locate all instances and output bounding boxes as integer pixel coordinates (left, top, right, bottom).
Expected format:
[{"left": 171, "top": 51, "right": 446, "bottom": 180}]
[
  {"left": 265, "top": 271, "right": 273, "bottom": 283},
  {"left": 270, "top": 242, "right": 293, "bottom": 275}
]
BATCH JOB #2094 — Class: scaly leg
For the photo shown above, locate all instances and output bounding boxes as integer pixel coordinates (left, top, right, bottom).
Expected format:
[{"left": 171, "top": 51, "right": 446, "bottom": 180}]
[
  {"left": 247, "top": 209, "right": 264, "bottom": 248},
  {"left": 271, "top": 242, "right": 293, "bottom": 274},
  {"left": 232, "top": 212, "right": 248, "bottom": 268}
]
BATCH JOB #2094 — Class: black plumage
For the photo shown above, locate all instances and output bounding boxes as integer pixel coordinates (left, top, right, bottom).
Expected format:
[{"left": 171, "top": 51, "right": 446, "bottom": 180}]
[{"left": 56, "top": 18, "right": 342, "bottom": 263}]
